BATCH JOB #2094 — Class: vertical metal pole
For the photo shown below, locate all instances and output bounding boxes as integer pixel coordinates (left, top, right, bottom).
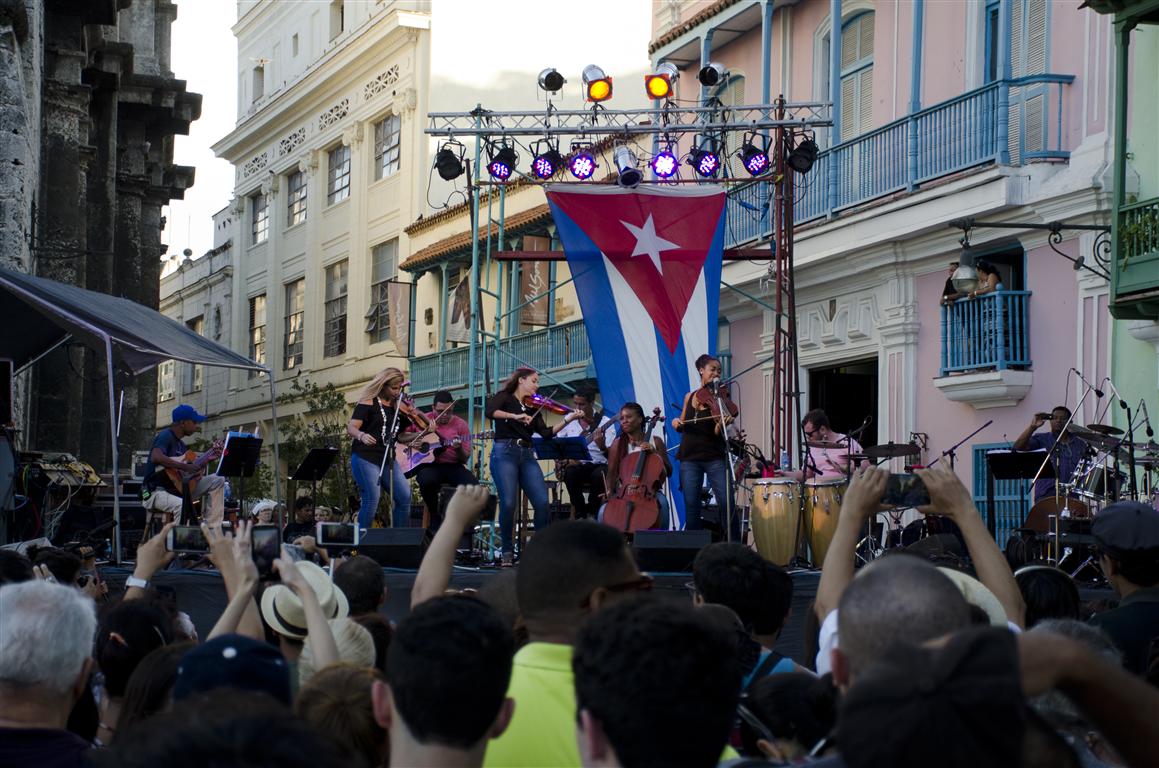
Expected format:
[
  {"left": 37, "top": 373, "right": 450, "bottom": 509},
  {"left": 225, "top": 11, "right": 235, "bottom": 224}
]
[
  {"left": 906, "top": 0, "right": 924, "bottom": 190},
  {"left": 105, "top": 338, "right": 121, "bottom": 564},
  {"left": 438, "top": 262, "right": 449, "bottom": 352},
  {"left": 466, "top": 113, "right": 484, "bottom": 432},
  {"left": 760, "top": 0, "right": 775, "bottom": 224},
  {"left": 827, "top": 0, "right": 843, "bottom": 213}
]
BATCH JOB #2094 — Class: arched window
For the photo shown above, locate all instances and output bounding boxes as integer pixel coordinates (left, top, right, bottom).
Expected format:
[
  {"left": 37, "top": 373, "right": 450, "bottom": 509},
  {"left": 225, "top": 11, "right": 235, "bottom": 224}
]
[{"left": 822, "top": 12, "right": 874, "bottom": 142}]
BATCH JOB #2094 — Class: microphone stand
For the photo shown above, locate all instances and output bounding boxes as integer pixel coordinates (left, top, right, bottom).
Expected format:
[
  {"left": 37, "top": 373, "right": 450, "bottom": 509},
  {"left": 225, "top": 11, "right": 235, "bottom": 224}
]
[
  {"left": 710, "top": 381, "right": 738, "bottom": 543},
  {"left": 1105, "top": 377, "right": 1139, "bottom": 501},
  {"left": 928, "top": 420, "right": 993, "bottom": 471},
  {"left": 380, "top": 390, "right": 406, "bottom": 527}
]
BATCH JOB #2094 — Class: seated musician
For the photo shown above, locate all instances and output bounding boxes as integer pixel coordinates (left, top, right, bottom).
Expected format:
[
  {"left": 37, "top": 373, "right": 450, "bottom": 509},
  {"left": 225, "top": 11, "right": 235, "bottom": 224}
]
[
  {"left": 413, "top": 390, "right": 479, "bottom": 530},
  {"left": 784, "top": 408, "right": 862, "bottom": 482},
  {"left": 555, "top": 388, "right": 611, "bottom": 520},
  {"left": 1012, "top": 406, "right": 1087, "bottom": 502},
  {"left": 603, "top": 402, "right": 673, "bottom": 528},
  {"left": 141, "top": 404, "right": 224, "bottom": 528}
]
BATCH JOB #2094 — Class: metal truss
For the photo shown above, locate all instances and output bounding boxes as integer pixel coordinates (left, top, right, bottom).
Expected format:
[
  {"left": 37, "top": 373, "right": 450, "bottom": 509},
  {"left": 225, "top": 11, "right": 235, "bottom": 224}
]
[{"left": 426, "top": 102, "right": 832, "bottom": 138}]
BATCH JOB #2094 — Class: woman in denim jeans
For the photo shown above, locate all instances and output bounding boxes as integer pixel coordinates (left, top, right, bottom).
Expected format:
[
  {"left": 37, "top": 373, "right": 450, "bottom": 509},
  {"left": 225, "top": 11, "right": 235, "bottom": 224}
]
[
  {"left": 346, "top": 367, "right": 428, "bottom": 530},
  {"left": 671, "top": 354, "right": 738, "bottom": 539},
  {"left": 486, "top": 367, "right": 582, "bottom": 566}
]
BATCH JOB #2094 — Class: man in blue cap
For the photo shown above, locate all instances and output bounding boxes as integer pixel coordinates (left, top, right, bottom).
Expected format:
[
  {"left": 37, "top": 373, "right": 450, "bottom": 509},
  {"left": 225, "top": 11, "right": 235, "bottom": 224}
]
[
  {"left": 1090, "top": 500, "right": 1159, "bottom": 675},
  {"left": 141, "top": 404, "right": 224, "bottom": 528}
]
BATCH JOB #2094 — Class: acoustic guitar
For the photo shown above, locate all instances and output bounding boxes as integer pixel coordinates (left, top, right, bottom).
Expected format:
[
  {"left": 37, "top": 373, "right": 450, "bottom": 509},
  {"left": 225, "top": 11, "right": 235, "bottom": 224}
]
[
  {"left": 395, "top": 432, "right": 487, "bottom": 477},
  {"left": 164, "top": 440, "right": 223, "bottom": 497}
]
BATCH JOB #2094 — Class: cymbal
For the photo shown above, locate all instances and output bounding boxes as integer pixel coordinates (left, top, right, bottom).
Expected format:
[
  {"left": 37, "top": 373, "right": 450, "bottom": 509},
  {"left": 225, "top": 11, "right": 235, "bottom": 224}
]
[
  {"left": 1085, "top": 423, "right": 1124, "bottom": 436},
  {"left": 847, "top": 454, "right": 869, "bottom": 462},
  {"left": 1136, "top": 455, "right": 1159, "bottom": 468},
  {"left": 863, "top": 442, "right": 921, "bottom": 459},
  {"left": 1065, "top": 425, "right": 1101, "bottom": 440},
  {"left": 806, "top": 440, "right": 846, "bottom": 450}
]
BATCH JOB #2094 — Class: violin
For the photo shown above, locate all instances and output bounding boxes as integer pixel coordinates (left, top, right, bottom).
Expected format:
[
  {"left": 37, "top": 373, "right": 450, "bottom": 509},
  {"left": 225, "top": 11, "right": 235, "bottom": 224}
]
[
  {"left": 686, "top": 380, "right": 738, "bottom": 434},
  {"left": 522, "top": 393, "right": 572, "bottom": 416},
  {"left": 603, "top": 407, "right": 666, "bottom": 534},
  {"left": 399, "top": 394, "right": 431, "bottom": 431}
]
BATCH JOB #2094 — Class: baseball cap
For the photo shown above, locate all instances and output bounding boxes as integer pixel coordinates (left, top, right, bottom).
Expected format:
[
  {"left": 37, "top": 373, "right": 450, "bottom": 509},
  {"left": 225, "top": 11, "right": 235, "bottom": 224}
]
[
  {"left": 172, "top": 633, "right": 292, "bottom": 705},
  {"left": 172, "top": 404, "right": 207, "bottom": 423},
  {"left": 1093, "top": 500, "right": 1159, "bottom": 559}
]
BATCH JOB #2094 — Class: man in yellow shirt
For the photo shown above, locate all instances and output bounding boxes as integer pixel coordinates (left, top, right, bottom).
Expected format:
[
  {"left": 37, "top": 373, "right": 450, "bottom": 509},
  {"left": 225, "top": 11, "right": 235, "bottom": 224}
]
[{"left": 484, "top": 521, "right": 652, "bottom": 768}]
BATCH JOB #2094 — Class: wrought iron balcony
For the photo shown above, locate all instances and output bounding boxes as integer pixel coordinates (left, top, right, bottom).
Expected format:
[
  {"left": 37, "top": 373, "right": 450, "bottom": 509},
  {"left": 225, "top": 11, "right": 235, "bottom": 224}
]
[
  {"left": 726, "top": 75, "right": 1075, "bottom": 246},
  {"left": 410, "top": 319, "right": 592, "bottom": 394},
  {"left": 939, "top": 290, "right": 1032, "bottom": 377},
  {"left": 1111, "top": 196, "right": 1159, "bottom": 318}
]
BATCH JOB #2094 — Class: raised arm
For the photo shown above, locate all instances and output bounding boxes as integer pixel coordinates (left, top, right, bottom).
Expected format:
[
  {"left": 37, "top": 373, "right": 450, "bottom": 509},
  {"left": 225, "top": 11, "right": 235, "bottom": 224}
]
[
  {"left": 205, "top": 520, "right": 260, "bottom": 640},
  {"left": 411, "top": 485, "right": 491, "bottom": 608},
  {"left": 273, "top": 551, "right": 339, "bottom": 669},
  {"left": 814, "top": 466, "right": 887, "bottom": 622}
]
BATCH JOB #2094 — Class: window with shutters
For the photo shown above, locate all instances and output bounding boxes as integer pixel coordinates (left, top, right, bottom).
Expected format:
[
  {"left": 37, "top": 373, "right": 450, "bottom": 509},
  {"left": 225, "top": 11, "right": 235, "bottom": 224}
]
[
  {"left": 185, "top": 317, "right": 204, "bottom": 393},
  {"left": 373, "top": 114, "right": 402, "bottom": 180},
  {"left": 365, "top": 240, "right": 397, "bottom": 344},
  {"left": 328, "top": 145, "right": 351, "bottom": 205},
  {"left": 287, "top": 171, "right": 307, "bottom": 227},
  {"left": 323, "top": 261, "right": 348, "bottom": 358},
  {"left": 822, "top": 13, "right": 874, "bottom": 143},
  {"left": 157, "top": 361, "right": 176, "bottom": 402},
  {"left": 1007, "top": 0, "right": 1048, "bottom": 163},
  {"left": 983, "top": 0, "right": 1001, "bottom": 84},
  {"left": 250, "top": 192, "right": 268, "bottom": 245},
  {"left": 249, "top": 295, "right": 266, "bottom": 378},
  {"left": 284, "top": 279, "right": 305, "bottom": 370}
]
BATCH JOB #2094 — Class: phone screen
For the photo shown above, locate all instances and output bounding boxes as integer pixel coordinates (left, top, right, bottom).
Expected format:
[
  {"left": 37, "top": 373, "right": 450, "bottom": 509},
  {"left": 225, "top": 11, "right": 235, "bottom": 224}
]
[
  {"left": 251, "top": 525, "right": 281, "bottom": 578},
  {"left": 881, "top": 473, "right": 931, "bottom": 507},
  {"left": 316, "top": 522, "right": 359, "bottom": 547},
  {"left": 167, "top": 526, "right": 210, "bottom": 554}
]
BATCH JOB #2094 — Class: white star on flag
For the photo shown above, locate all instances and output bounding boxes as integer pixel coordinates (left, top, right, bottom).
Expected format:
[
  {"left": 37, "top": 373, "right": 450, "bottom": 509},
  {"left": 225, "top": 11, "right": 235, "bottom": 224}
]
[{"left": 621, "top": 214, "right": 680, "bottom": 274}]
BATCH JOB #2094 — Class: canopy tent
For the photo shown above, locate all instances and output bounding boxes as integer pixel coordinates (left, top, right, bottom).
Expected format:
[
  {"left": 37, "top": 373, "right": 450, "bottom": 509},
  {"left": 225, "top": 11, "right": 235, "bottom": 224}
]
[{"left": 0, "top": 267, "right": 278, "bottom": 561}]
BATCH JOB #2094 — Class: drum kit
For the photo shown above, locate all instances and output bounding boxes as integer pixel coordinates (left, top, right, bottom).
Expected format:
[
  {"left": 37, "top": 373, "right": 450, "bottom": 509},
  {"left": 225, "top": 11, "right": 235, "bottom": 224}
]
[{"left": 748, "top": 439, "right": 923, "bottom": 568}]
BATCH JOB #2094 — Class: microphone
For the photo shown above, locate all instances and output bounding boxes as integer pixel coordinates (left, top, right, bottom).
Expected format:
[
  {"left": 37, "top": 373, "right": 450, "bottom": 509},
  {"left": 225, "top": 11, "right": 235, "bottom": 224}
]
[
  {"left": 401, "top": 379, "right": 412, "bottom": 388},
  {"left": 708, "top": 377, "right": 721, "bottom": 392},
  {"left": 1071, "top": 368, "right": 1104, "bottom": 398},
  {"left": 849, "top": 414, "right": 872, "bottom": 438},
  {"left": 1142, "top": 399, "right": 1154, "bottom": 438}
]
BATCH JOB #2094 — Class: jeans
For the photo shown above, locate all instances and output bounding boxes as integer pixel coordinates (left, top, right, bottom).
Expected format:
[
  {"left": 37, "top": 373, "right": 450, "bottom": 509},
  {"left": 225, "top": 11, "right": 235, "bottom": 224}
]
[
  {"left": 680, "top": 458, "right": 739, "bottom": 540},
  {"left": 490, "top": 441, "right": 550, "bottom": 554},
  {"left": 351, "top": 453, "right": 411, "bottom": 530}
]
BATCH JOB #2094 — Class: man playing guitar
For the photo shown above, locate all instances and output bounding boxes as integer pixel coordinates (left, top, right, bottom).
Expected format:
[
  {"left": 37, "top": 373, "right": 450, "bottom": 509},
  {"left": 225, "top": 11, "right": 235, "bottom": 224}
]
[
  {"left": 141, "top": 404, "right": 224, "bottom": 529},
  {"left": 555, "top": 388, "right": 611, "bottom": 519},
  {"left": 413, "top": 390, "right": 479, "bottom": 531}
]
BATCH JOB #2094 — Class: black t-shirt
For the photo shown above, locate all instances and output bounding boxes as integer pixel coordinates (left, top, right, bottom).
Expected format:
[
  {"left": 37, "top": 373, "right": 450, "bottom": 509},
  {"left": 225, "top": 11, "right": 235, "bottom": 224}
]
[
  {"left": 943, "top": 277, "right": 958, "bottom": 297},
  {"left": 676, "top": 397, "right": 726, "bottom": 461},
  {"left": 0, "top": 727, "right": 91, "bottom": 768},
  {"left": 143, "top": 428, "right": 187, "bottom": 492},
  {"left": 486, "top": 391, "right": 552, "bottom": 442},
  {"left": 283, "top": 521, "right": 315, "bottom": 544},
  {"left": 350, "top": 398, "right": 412, "bottom": 464}
]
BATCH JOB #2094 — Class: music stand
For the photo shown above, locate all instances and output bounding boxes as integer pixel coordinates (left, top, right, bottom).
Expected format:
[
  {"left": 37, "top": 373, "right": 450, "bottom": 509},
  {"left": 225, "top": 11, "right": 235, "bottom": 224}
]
[
  {"left": 290, "top": 447, "right": 339, "bottom": 510},
  {"left": 986, "top": 449, "right": 1055, "bottom": 538},
  {"left": 215, "top": 433, "right": 263, "bottom": 520},
  {"left": 531, "top": 436, "right": 592, "bottom": 462}
]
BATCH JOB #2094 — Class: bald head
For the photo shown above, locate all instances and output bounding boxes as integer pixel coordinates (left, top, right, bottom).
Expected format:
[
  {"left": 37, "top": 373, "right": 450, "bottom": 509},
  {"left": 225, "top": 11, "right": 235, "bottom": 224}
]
[{"left": 837, "top": 556, "right": 970, "bottom": 677}]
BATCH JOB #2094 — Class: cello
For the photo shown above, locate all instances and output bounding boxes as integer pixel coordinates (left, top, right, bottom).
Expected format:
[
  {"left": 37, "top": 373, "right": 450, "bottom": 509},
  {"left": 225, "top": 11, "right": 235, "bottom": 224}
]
[{"left": 603, "top": 407, "right": 666, "bottom": 533}]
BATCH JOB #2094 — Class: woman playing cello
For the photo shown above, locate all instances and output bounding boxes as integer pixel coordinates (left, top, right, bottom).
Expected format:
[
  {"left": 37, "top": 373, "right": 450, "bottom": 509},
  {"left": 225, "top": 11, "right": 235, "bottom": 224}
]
[
  {"left": 485, "top": 367, "right": 583, "bottom": 566},
  {"left": 602, "top": 402, "right": 672, "bottom": 530},
  {"left": 670, "top": 354, "right": 739, "bottom": 538}
]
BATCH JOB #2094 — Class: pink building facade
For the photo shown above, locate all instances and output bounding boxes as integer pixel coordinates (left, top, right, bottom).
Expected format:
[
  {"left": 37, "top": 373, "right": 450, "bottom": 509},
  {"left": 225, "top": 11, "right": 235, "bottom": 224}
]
[{"left": 650, "top": 0, "right": 1117, "bottom": 540}]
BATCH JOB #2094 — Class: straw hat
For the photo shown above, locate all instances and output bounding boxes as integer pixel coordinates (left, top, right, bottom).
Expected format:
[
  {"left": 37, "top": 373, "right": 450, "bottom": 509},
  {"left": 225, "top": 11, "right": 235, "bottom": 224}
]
[
  {"left": 936, "top": 567, "right": 1007, "bottom": 627},
  {"left": 260, "top": 560, "right": 349, "bottom": 639}
]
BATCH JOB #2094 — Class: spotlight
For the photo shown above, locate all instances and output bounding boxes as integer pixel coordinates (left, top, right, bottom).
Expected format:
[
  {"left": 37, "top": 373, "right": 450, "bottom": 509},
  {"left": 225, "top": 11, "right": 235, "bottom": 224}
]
[
  {"left": 786, "top": 137, "right": 818, "bottom": 174},
  {"left": 582, "top": 64, "right": 613, "bottom": 103},
  {"left": 568, "top": 144, "right": 597, "bottom": 180},
  {"left": 687, "top": 140, "right": 720, "bottom": 178},
  {"left": 651, "top": 148, "right": 678, "bottom": 179},
  {"left": 737, "top": 134, "right": 770, "bottom": 177},
  {"left": 434, "top": 140, "right": 465, "bottom": 181},
  {"left": 644, "top": 62, "right": 679, "bottom": 100},
  {"left": 538, "top": 67, "right": 565, "bottom": 92},
  {"left": 698, "top": 62, "right": 729, "bottom": 87},
  {"left": 614, "top": 146, "right": 642, "bottom": 188},
  {"left": 487, "top": 143, "right": 518, "bottom": 181},
  {"left": 531, "top": 141, "right": 564, "bottom": 180}
]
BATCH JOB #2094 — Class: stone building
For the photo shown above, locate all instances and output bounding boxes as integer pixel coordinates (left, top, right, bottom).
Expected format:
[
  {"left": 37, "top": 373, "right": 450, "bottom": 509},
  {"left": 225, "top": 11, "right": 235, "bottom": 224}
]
[{"left": 0, "top": 0, "right": 201, "bottom": 468}]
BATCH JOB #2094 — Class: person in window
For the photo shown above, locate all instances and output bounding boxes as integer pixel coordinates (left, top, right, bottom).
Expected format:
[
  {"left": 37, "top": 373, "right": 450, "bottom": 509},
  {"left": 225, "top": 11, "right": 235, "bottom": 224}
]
[
  {"left": 940, "top": 261, "right": 966, "bottom": 306},
  {"left": 968, "top": 259, "right": 1003, "bottom": 299}
]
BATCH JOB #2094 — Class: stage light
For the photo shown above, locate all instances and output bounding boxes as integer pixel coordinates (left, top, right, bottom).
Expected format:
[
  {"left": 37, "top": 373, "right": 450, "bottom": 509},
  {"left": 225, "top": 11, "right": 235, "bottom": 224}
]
[
  {"left": 737, "top": 134, "right": 770, "bottom": 177},
  {"left": 614, "top": 146, "right": 642, "bottom": 188},
  {"left": 644, "top": 62, "right": 679, "bottom": 100},
  {"left": 582, "top": 64, "right": 613, "bottom": 103},
  {"left": 531, "top": 141, "right": 564, "bottom": 180},
  {"left": 687, "top": 140, "right": 720, "bottom": 178},
  {"left": 786, "top": 137, "right": 818, "bottom": 174},
  {"left": 698, "top": 62, "right": 729, "bottom": 87},
  {"left": 651, "top": 149, "right": 678, "bottom": 179},
  {"left": 434, "top": 140, "right": 465, "bottom": 181},
  {"left": 538, "top": 67, "right": 565, "bottom": 92},
  {"left": 487, "top": 143, "right": 518, "bottom": 181},
  {"left": 569, "top": 146, "right": 597, "bottom": 180}
]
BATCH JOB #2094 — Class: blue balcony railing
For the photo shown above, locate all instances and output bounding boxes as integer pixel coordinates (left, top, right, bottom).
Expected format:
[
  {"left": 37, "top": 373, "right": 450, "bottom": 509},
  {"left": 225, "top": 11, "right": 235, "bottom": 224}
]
[
  {"left": 411, "top": 319, "right": 592, "bottom": 393},
  {"left": 939, "top": 290, "right": 1032, "bottom": 377},
  {"left": 725, "top": 75, "right": 1074, "bottom": 246}
]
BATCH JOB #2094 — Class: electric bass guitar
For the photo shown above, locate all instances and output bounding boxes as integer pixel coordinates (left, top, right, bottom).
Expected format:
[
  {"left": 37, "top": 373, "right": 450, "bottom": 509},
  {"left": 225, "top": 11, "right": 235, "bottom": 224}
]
[{"left": 395, "top": 432, "right": 489, "bottom": 477}]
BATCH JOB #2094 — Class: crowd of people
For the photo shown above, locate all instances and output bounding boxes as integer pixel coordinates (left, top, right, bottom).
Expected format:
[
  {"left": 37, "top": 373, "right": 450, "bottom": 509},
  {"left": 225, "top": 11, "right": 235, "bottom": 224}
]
[{"left": 1, "top": 466, "right": 1158, "bottom": 768}]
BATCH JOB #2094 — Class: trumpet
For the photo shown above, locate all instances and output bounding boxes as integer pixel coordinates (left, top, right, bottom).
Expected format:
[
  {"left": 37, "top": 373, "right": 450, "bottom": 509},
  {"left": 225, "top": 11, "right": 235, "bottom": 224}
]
[{"left": 522, "top": 393, "right": 572, "bottom": 416}]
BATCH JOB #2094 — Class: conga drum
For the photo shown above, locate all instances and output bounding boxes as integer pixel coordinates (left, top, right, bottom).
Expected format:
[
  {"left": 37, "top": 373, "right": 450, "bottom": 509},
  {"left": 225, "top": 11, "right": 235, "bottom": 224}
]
[
  {"left": 805, "top": 479, "right": 846, "bottom": 566},
  {"left": 749, "top": 479, "right": 799, "bottom": 566}
]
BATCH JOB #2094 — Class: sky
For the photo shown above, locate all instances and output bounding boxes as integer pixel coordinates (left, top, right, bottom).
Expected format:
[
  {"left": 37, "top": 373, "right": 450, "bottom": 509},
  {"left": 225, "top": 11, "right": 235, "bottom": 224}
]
[{"left": 164, "top": 0, "right": 655, "bottom": 261}]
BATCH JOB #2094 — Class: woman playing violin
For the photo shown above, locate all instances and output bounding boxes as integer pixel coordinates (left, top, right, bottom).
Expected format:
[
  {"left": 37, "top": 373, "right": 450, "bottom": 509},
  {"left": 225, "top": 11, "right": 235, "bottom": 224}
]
[
  {"left": 670, "top": 354, "right": 739, "bottom": 538},
  {"left": 603, "top": 402, "right": 672, "bottom": 528},
  {"left": 347, "top": 367, "right": 428, "bottom": 530},
  {"left": 485, "top": 367, "right": 583, "bottom": 566}
]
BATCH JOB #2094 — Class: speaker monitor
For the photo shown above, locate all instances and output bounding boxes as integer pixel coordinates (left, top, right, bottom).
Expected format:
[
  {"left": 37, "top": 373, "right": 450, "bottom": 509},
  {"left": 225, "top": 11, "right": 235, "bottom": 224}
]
[
  {"left": 632, "top": 530, "right": 712, "bottom": 573},
  {"left": 358, "top": 527, "right": 431, "bottom": 569}
]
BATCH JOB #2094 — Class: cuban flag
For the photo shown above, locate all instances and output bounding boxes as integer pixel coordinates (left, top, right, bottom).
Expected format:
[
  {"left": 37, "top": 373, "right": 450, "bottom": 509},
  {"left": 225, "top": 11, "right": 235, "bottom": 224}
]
[{"left": 545, "top": 184, "right": 726, "bottom": 525}]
